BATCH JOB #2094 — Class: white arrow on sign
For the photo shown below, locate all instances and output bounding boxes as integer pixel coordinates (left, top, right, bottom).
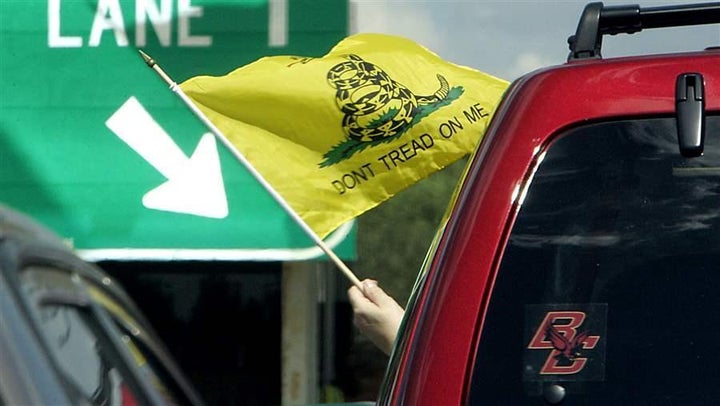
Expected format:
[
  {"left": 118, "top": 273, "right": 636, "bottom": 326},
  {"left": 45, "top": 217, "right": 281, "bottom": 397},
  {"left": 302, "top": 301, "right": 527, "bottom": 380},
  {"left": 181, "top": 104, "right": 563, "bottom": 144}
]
[{"left": 106, "top": 96, "right": 228, "bottom": 219}]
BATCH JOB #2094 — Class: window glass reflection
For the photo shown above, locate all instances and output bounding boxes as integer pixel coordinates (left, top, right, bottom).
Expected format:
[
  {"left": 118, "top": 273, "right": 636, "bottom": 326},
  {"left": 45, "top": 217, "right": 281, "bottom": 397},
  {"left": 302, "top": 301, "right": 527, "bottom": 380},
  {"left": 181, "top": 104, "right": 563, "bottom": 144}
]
[{"left": 470, "top": 116, "right": 720, "bottom": 404}]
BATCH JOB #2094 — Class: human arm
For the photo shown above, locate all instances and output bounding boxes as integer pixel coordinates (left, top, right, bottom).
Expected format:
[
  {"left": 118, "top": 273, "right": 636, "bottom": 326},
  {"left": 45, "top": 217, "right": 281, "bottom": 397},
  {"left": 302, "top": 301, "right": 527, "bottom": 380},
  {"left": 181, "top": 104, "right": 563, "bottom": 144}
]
[{"left": 347, "top": 279, "right": 405, "bottom": 355}]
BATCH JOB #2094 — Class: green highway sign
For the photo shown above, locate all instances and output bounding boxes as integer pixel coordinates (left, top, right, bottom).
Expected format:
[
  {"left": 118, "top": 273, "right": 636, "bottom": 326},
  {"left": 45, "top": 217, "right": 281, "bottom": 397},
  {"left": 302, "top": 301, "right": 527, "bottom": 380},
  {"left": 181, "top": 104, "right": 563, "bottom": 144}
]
[{"left": 0, "top": 0, "right": 355, "bottom": 260}]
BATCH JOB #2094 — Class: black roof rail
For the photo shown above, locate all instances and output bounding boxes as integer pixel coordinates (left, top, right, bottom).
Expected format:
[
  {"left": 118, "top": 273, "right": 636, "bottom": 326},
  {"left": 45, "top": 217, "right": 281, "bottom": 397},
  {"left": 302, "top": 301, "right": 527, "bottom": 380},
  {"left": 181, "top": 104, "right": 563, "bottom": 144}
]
[{"left": 568, "top": 2, "right": 720, "bottom": 61}]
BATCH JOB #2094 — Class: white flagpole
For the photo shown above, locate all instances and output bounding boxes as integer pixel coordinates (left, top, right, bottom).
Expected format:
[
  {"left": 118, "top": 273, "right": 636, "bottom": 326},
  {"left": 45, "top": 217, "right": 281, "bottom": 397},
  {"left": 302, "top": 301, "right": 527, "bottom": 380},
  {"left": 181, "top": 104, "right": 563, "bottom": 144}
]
[{"left": 138, "top": 51, "right": 363, "bottom": 290}]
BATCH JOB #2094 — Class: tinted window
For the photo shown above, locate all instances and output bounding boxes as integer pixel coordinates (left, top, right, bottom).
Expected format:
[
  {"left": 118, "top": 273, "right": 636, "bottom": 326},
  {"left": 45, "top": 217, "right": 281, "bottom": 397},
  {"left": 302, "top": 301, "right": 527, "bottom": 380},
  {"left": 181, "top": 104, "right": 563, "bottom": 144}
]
[
  {"left": 86, "top": 285, "right": 181, "bottom": 405},
  {"left": 20, "top": 267, "right": 181, "bottom": 405},
  {"left": 36, "top": 303, "right": 142, "bottom": 405},
  {"left": 470, "top": 116, "right": 720, "bottom": 404}
]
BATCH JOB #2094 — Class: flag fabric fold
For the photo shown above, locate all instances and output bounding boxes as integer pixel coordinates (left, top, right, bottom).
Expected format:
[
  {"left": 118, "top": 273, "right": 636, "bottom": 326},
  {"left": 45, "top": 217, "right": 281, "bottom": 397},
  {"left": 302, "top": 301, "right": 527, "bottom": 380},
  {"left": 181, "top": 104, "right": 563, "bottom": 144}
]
[{"left": 180, "top": 33, "right": 509, "bottom": 238}]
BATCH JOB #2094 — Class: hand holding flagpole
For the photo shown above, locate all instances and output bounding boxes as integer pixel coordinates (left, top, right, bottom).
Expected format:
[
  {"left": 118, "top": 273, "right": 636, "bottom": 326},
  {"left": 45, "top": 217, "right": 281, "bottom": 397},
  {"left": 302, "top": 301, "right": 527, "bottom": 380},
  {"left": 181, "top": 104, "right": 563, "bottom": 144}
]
[{"left": 138, "top": 50, "right": 363, "bottom": 290}]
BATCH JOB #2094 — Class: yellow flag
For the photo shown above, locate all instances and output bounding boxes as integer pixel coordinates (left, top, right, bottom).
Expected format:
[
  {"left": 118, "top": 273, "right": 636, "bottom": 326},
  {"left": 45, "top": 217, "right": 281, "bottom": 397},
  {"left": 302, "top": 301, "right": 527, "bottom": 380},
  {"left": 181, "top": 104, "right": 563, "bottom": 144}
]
[{"left": 180, "top": 33, "right": 509, "bottom": 238}]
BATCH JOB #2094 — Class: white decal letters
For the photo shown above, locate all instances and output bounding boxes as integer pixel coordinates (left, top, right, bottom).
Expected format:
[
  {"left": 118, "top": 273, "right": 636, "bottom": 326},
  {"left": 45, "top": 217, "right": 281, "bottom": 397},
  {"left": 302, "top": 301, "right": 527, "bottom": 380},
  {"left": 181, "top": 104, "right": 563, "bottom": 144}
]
[
  {"left": 48, "top": 0, "right": 212, "bottom": 48},
  {"left": 48, "top": 0, "right": 82, "bottom": 47},
  {"left": 178, "top": 0, "right": 211, "bottom": 46},
  {"left": 136, "top": 0, "right": 173, "bottom": 47},
  {"left": 89, "top": 0, "right": 129, "bottom": 47}
]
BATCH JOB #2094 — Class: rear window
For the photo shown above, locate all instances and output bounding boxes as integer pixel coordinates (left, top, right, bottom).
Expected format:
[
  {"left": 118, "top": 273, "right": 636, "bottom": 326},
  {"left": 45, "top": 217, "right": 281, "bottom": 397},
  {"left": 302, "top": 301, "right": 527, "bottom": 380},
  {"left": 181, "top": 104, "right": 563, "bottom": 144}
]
[{"left": 470, "top": 116, "right": 720, "bottom": 404}]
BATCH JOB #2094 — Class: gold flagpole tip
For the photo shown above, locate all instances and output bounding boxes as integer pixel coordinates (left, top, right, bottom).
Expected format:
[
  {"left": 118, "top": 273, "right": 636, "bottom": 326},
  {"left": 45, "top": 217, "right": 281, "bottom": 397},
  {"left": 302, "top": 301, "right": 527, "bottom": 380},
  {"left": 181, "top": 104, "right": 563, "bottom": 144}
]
[{"left": 138, "top": 49, "right": 155, "bottom": 67}]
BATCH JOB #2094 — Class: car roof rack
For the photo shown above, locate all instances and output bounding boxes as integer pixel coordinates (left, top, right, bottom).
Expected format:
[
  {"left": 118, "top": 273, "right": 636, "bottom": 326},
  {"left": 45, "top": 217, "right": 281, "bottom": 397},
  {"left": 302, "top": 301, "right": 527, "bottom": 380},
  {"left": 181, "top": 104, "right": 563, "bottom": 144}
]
[{"left": 568, "top": 2, "right": 720, "bottom": 61}]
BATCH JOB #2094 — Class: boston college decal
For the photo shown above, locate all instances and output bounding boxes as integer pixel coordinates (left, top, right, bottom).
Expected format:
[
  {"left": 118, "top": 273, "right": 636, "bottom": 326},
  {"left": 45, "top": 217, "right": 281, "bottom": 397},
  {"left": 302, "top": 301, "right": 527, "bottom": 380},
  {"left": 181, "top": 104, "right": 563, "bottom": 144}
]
[{"left": 523, "top": 304, "right": 607, "bottom": 381}]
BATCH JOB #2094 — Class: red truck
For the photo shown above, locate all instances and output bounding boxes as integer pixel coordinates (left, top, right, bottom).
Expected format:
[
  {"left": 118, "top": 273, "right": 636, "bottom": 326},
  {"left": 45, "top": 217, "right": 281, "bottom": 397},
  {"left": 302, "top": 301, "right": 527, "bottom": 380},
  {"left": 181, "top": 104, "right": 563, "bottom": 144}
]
[{"left": 380, "top": 2, "right": 720, "bottom": 404}]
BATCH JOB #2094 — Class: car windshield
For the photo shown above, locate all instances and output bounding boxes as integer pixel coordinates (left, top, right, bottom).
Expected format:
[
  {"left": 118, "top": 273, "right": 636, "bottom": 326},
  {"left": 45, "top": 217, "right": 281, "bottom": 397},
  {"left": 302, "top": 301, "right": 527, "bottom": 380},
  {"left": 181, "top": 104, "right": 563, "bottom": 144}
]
[{"left": 470, "top": 115, "right": 720, "bottom": 404}]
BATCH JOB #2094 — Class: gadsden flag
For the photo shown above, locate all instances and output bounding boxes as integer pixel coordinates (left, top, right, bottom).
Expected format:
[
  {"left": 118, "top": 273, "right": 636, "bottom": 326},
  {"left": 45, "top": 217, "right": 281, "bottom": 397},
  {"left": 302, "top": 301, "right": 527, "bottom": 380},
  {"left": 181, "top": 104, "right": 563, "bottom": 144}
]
[{"left": 180, "top": 33, "right": 509, "bottom": 238}]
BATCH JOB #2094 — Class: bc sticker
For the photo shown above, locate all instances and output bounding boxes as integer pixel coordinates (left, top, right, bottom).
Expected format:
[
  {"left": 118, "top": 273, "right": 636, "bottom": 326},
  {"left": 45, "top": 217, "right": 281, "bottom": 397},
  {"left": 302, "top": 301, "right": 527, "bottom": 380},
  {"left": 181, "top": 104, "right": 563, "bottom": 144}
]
[{"left": 523, "top": 303, "right": 607, "bottom": 382}]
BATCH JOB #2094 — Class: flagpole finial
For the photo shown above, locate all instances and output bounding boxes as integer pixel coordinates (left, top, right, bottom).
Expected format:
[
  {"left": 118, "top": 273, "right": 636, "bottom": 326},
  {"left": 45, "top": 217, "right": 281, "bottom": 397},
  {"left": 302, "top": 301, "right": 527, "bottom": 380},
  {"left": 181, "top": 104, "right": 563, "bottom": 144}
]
[
  {"left": 138, "top": 50, "right": 175, "bottom": 88},
  {"left": 138, "top": 49, "right": 155, "bottom": 67}
]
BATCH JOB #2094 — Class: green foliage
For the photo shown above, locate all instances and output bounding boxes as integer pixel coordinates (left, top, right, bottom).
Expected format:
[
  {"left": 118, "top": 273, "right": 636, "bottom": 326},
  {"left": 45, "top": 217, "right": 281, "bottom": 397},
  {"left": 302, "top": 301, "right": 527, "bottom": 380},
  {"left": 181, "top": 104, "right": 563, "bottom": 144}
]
[{"left": 354, "top": 158, "right": 467, "bottom": 306}]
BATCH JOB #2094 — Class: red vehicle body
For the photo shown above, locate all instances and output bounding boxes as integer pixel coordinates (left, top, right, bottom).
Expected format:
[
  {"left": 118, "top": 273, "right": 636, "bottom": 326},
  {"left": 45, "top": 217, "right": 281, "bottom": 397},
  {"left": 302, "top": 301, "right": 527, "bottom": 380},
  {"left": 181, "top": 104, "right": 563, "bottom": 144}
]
[{"left": 379, "top": 3, "right": 720, "bottom": 405}]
